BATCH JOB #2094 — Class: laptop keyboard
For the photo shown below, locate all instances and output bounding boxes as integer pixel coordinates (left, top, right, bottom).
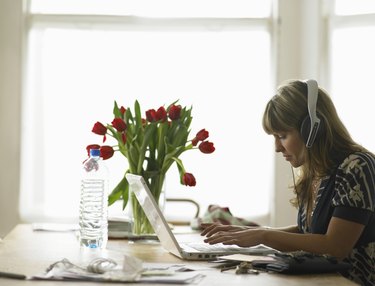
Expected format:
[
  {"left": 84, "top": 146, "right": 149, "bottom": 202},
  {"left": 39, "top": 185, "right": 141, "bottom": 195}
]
[{"left": 187, "top": 242, "right": 247, "bottom": 252}]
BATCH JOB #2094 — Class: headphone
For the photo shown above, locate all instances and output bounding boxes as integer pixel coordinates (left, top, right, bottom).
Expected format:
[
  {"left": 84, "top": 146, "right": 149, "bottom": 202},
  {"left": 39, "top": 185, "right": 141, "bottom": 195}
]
[{"left": 300, "top": 79, "right": 321, "bottom": 148}]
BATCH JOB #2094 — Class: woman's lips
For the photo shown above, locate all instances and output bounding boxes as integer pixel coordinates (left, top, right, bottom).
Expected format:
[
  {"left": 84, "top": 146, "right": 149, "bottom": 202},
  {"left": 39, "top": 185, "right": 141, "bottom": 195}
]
[{"left": 283, "top": 154, "right": 292, "bottom": 161}]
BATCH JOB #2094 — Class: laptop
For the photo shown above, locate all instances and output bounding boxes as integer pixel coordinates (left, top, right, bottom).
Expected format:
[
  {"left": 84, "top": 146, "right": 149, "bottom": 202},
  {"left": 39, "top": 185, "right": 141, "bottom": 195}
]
[{"left": 126, "top": 174, "right": 277, "bottom": 261}]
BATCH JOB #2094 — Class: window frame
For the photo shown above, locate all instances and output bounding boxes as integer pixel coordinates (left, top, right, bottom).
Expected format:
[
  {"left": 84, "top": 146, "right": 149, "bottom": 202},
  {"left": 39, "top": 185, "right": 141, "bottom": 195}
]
[{"left": 21, "top": 1, "right": 277, "bottom": 225}]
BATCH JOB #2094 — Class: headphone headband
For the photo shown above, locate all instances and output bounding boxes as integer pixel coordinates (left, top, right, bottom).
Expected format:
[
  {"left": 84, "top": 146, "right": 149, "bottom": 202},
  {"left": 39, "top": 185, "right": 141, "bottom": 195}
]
[{"left": 303, "top": 79, "right": 320, "bottom": 148}]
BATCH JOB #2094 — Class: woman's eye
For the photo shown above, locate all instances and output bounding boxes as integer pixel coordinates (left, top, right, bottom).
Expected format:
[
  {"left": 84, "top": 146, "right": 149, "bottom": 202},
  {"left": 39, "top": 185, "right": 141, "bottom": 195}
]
[
  {"left": 274, "top": 134, "right": 285, "bottom": 141},
  {"left": 276, "top": 134, "right": 286, "bottom": 139}
]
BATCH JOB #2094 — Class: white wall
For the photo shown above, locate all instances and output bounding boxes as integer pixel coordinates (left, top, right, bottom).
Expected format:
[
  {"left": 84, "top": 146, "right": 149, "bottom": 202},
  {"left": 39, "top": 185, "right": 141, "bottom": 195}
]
[
  {"left": 0, "top": 0, "right": 324, "bottom": 235},
  {"left": 0, "top": 0, "right": 23, "bottom": 237}
]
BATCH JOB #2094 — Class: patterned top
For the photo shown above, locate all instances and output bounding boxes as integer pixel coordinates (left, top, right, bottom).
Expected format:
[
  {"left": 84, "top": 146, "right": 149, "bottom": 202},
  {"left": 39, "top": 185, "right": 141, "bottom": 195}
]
[{"left": 298, "top": 152, "right": 375, "bottom": 286}]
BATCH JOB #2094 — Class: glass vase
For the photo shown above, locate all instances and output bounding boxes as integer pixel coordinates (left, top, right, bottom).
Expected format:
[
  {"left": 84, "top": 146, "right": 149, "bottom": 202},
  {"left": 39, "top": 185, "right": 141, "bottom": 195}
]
[{"left": 128, "top": 174, "right": 166, "bottom": 238}]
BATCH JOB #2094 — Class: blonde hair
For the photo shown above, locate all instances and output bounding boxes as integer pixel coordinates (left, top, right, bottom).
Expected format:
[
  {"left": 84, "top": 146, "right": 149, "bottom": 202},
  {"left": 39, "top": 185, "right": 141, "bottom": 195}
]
[{"left": 262, "top": 79, "right": 366, "bottom": 208}]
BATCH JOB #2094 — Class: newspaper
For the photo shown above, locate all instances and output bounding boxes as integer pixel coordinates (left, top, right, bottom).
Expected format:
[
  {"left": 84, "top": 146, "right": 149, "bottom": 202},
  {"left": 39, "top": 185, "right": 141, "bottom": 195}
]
[{"left": 31, "top": 256, "right": 205, "bottom": 284}]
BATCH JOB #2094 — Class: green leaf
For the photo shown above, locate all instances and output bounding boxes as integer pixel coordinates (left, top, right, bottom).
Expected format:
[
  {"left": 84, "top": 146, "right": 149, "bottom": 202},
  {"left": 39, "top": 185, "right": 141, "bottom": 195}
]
[
  {"left": 106, "top": 125, "right": 120, "bottom": 142},
  {"left": 134, "top": 100, "right": 142, "bottom": 132},
  {"left": 143, "top": 169, "right": 160, "bottom": 180},
  {"left": 113, "top": 101, "right": 122, "bottom": 118},
  {"left": 147, "top": 124, "right": 157, "bottom": 161},
  {"left": 108, "top": 174, "right": 129, "bottom": 206},
  {"left": 171, "top": 157, "right": 185, "bottom": 184},
  {"left": 162, "top": 145, "right": 186, "bottom": 173},
  {"left": 128, "top": 144, "right": 139, "bottom": 173},
  {"left": 132, "top": 101, "right": 145, "bottom": 148},
  {"left": 172, "top": 124, "right": 189, "bottom": 147},
  {"left": 108, "top": 189, "right": 122, "bottom": 206},
  {"left": 137, "top": 123, "right": 157, "bottom": 173},
  {"left": 121, "top": 183, "right": 129, "bottom": 210},
  {"left": 125, "top": 107, "right": 133, "bottom": 124},
  {"left": 157, "top": 121, "right": 169, "bottom": 164}
]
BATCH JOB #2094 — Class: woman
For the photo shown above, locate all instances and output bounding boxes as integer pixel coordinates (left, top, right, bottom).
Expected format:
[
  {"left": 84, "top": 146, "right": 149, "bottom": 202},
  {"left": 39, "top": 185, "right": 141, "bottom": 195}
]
[{"left": 201, "top": 79, "right": 375, "bottom": 285}]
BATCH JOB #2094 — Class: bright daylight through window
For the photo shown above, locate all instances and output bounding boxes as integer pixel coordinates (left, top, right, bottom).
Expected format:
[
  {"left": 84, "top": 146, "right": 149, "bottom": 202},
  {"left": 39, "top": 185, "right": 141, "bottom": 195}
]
[
  {"left": 21, "top": 0, "right": 273, "bottom": 223},
  {"left": 329, "top": 0, "right": 375, "bottom": 152}
]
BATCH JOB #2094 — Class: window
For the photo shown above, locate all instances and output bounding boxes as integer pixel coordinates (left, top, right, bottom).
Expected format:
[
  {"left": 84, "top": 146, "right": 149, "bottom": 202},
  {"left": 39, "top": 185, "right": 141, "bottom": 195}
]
[
  {"left": 334, "top": 0, "right": 375, "bottom": 15},
  {"left": 327, "top": 0, "right": 375, "bottom": 152},
  {"left": 21, "top": 0, "right": 274, "bottom": 223}
]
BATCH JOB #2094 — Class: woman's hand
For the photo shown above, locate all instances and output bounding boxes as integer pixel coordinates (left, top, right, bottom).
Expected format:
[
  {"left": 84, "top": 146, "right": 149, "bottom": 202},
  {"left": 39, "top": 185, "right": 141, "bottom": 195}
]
[
  {"left": 200, "top": 223, "right": 264, "bottom": 248},
  {"left": 200, "top": 223, "right": 249, "bottom": 236}
]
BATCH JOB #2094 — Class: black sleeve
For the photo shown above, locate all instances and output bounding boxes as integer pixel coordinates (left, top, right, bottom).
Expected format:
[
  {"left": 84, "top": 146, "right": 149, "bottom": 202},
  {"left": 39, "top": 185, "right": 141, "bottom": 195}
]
[{"left": 333, "top": 206, "right": 372, "bottom": 225}]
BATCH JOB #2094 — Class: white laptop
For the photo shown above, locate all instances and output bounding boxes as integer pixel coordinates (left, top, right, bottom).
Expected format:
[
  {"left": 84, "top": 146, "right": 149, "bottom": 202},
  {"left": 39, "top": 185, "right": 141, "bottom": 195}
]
[{"left": 126, "top": 174, "right": 277, "bottom": 261}]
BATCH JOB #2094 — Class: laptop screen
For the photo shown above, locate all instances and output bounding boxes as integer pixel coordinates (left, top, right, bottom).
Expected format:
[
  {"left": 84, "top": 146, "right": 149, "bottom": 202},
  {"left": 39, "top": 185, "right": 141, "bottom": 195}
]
[{"left": 126, "top": 174, "right": 183, "bottom": 257}]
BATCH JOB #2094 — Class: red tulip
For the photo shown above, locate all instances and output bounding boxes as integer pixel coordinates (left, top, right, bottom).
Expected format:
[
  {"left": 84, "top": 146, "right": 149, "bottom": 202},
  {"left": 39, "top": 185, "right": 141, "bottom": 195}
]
[
  {"left": 196, "top": 129, "right": 209, "bottom": 141},
  {"left": 100, "top": 145, "right": 114, "bottom": 160},
  {"left": 120, "top": 106, "right": 126, "bottom": 116},
  {"left": 92, "top": 121, "right": 107, "bottom": 135},
  {"left": 192, "top": 129, "right": 209, "bottom": 146},
  {"left": 156, "top": 106, "right": 167, "bottom": 122},
  {"left": 111, "top": 118, "right": 127, "bottom": 132},
  {"left": 92, "top": 121, "right": 107, "bottom": 142},
  {"left": 183, "top": 173, "right": 196, "bottom": 186},
  {"left": 198, "top": 141, "right": 215, "bottom": 154},
  {"left": 168, "top": 104, "right": 181, "bottom": 120},
  {"left": 192, "top": 138, "right": 199, "bottom": 146},
  {"left": 146, "top": 109, "right": 157, "bottom": 122}
]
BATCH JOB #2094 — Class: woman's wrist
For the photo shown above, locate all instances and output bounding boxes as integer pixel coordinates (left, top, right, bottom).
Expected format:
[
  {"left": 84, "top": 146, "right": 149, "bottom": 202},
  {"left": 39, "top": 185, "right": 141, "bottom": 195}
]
[{"left": 259, "top": 227, "right": 274, "bottom": 247}]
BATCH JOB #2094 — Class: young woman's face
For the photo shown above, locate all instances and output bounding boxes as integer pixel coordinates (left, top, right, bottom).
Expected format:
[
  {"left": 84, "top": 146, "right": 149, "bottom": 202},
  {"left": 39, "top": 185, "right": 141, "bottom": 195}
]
[{"left": 273, "top": 129, "right": 306, "bottom": 167}]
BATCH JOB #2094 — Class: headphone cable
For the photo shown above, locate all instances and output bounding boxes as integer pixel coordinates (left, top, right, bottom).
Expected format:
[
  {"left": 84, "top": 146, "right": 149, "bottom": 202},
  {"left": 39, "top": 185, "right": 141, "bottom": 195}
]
[{"left": 291, "top": 165, "right": 297, "bottom": 192}]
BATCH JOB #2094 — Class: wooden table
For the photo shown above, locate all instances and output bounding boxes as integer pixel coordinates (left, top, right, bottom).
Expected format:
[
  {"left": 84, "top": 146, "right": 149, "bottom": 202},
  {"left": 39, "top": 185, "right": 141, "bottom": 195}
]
[{"left": 0, "top": 224, "right": 356, "bottom": 285}]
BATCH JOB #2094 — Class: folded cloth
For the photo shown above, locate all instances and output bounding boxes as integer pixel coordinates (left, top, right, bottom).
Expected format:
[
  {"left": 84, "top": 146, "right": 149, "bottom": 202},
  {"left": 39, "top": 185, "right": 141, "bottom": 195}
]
[{"left": 191, "top": 204, "right": 259, "bottom": 230}]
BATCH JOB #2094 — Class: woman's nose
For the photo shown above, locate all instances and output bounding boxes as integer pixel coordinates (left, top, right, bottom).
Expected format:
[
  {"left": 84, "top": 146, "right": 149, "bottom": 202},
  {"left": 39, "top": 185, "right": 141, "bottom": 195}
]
[{"left": 275, "top": 138, "right": 284, "bottom": 153}]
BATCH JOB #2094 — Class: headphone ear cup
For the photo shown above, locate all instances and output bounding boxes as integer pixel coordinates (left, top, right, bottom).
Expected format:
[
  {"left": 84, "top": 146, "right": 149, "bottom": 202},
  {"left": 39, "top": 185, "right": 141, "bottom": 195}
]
[
  {"left": 300, "top": 116, "right": 311, "bottom": 145},
  {"left": 300, "top": 115, "right": 325, "bottom": 146}
]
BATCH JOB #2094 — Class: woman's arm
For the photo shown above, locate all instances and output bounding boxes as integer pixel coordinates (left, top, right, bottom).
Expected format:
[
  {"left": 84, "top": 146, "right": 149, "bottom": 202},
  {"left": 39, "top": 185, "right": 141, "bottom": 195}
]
[
  {"left": 200, "top": 224, "right": 300, "bottom": 234},
  {"left": 267, "top": 225, "right": 300, "bottom": 233},
  {"left": 202, "top": 217, "right": 364, "bottom": 259}
]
